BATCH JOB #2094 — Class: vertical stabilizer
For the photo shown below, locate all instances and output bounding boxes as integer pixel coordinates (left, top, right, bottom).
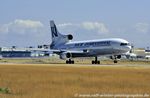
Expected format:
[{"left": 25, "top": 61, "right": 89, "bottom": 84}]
[{"left": 50, "top": 20, "right": 72, "bottom": 49}]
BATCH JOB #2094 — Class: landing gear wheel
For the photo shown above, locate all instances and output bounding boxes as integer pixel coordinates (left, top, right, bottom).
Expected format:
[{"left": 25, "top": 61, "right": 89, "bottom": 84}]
[
  {"left": 66, "top": 60, "right": 69, "bottom": 64},
  {"left": 66, "top": 59, "right": 74, "bottom": 64},
  {"left": 92, "top": 60, "right": 95, "bottom": 64},
  {"left": 71, "top": 60, "right": 74, "bottom": 64},
  {"left": 91, "top": 57, "right": 100, "bottom": 64},
  {"left": 91, "top": 60, "right": 100, "bottom": 64},
  {"left": 97, "top": 61, "right": 100, "bottom": 64},
  {"left": 114, "top": 60, "right": 118, "bottom": 63}
]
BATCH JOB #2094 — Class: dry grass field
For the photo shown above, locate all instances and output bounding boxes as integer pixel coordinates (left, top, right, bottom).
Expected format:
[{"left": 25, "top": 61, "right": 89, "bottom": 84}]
[{"left": 0, "top": 62, "right": 150, "bottom": 98}]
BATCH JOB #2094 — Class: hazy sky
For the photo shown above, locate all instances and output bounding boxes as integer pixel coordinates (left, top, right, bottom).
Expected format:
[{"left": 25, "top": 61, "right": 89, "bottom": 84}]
[{"left": 0, "top": 0, "right": 150, "bottom": 48}]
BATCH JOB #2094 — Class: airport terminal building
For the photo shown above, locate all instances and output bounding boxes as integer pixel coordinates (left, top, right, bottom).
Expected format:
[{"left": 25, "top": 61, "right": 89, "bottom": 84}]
[
  {"left": 0, "top": 47, "right": 51, "bottom": 58},
  {"left": 0, "top": 47, "right": 31, "bottom": 58},
  {"left": 0, "top": 51, "right": 31, "bottom": 58}
]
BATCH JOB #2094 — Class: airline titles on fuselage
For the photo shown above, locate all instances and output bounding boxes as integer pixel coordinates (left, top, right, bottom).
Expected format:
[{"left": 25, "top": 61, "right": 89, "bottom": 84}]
[{"left": 74, "top": 41, "right": 111, "bottom": 47}]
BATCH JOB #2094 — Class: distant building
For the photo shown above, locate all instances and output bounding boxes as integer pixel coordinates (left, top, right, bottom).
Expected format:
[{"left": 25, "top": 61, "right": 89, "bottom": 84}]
[
  {"left": 145, "top": 47, "right": 150, "bottom": 59},
  {"left": 37, "top": 44, "right": 50, "bottom": 49},
  {"left": 0, "top": 47, "right": 31, "bottom": 58},
  {"left": 0, "top": 46, "right": 52, "bottom": 58},
  {"left": 1, "top": 51, "right": 31, "bottom": 58},
  {"left": 145, "top": 50, "right": 150, "bottom": 53},
  {"left": 134, "top": 48, "right": 145, "bottom": 56}
]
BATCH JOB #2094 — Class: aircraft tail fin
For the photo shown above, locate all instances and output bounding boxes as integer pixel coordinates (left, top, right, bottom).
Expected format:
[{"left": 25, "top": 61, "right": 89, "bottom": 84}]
[
  {"left": 50, "top": 20, "right": 62, "bottom": 38},
  {"left": 50, "top": 20, "right": 73, "bottom": 49}
]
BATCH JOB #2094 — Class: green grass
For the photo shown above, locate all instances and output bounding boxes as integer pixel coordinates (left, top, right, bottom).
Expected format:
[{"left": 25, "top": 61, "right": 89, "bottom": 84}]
[{"left": 0, "top": 87, "right": 10, "bottom": 94}]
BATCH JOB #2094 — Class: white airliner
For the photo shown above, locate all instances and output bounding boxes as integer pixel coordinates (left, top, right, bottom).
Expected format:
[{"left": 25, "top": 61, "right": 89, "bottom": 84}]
[{"left": 50, "top": 20, "right": 131, "bottom": 64}]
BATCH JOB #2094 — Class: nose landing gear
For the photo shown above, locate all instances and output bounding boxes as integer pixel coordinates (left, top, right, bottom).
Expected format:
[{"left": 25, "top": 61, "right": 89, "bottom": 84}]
[
  {"left": 113, "top": 55, "right": 120, "bottom": 63},
  {"left": 114, "top": 60, "right": 118, "bottom": 63}
]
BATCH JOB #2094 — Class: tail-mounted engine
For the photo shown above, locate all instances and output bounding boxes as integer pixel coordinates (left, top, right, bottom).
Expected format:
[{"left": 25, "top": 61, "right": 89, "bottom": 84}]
[{"left": 67, "top": 34, "right": 73, "bottom": 40}]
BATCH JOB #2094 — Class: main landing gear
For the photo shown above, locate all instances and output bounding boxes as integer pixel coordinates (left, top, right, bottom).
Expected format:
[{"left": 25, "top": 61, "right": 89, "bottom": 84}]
[
  {"left": 92, "top": 57, "right": 100, "bottom": 64},
  {"left": 65, "top": 56, "right": 118, "bottom": 64},
  {"left": 66, "top": 59, "right": 74, "bottom": 64}
]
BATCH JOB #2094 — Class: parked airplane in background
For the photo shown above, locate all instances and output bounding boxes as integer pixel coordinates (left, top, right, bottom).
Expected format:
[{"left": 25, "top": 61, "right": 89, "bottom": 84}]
[{"left": 50, "top": 20, "right": 131, "bottom": 64}]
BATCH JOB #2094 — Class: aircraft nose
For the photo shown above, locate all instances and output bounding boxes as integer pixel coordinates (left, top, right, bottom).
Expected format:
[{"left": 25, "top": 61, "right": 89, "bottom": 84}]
[
  {"left": 123, "top": 45, "right": 132, "bottom": 52},
  {"left": 128, "top": 45, "right": 132, "bottom": 51}
]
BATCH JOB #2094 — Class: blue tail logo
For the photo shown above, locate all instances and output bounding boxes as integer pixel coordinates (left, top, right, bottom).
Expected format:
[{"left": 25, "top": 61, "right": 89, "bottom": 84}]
[{"left": 51, "top": 25, "right": 58, "bottom": 37}]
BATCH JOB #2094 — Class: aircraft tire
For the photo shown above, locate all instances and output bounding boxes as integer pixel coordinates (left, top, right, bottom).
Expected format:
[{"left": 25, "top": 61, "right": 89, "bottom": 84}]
[
  {"left": 114, "top": 60, "right": 118, "bottom": 63},
  {"left": 92, "top": 60, "right": 100, "bottom": 64},
  {"left": 71, "top": 60, "right": 74, "bottom": 64},
  {"left": 66, "top": 60, "right": 69, "bottom": 64},
  {"left": 92, "top": 61, "right": 95, "bottom": 64},
  {"left": 66, "top": 60, "right": 74, "bottom": 64},
  {"left": 97, "top": 61, "right": 100, "bottom": 64}
]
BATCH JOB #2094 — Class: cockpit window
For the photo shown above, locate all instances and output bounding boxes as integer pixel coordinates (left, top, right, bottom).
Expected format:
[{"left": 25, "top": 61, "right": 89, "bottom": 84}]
[{"left": 120, "top": 43, "right": 128, "bottom": 46}]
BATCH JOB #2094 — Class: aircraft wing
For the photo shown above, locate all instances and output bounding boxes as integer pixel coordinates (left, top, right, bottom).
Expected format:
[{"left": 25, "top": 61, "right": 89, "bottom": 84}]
[
  {"left": 29, "top": 48, "right": 87, "bottom": 54},
  {"left": 50, "top": 49, "right": 86, "bottom": 54}
]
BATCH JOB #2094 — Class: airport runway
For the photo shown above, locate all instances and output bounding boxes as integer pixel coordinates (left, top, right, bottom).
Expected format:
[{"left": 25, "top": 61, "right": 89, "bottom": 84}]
[{"left": 0, "top": 62, "right": 150, "bottom": 68}]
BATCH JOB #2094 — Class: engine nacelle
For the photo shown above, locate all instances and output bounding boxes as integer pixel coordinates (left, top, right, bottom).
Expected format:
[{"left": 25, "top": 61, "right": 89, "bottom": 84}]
[
  {"left": 60, "top": 52, "right": 72, "bottom": 60},
  {"left": 67, "top": 34, "right": 73, "bottom": 40},
  {"left": 110, "top": 55, "right": 121, "bottom": 59},
  {"left": 117, "top": 55, "right": 121, "bottom": 59}
]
